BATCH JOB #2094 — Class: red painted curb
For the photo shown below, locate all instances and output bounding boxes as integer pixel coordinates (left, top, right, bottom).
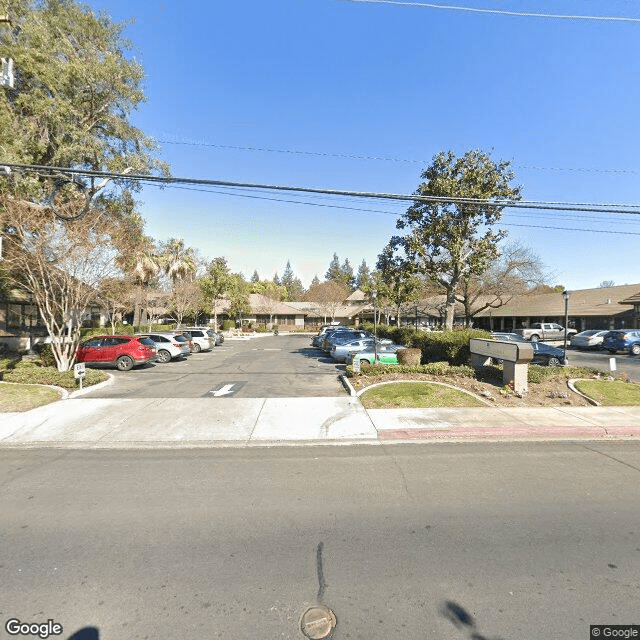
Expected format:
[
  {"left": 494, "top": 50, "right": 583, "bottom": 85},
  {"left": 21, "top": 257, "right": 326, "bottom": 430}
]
[{"left": 376, "top": 425, "right": 639, "bottom": 440}]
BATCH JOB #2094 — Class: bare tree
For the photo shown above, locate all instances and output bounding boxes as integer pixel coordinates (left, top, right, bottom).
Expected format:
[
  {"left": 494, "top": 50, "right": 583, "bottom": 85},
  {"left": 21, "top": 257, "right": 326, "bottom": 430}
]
[
  {"left": 98, "top": 277, "right": 136, "bottom": 335},
  {"left": 169, "top": 280, "right": 202, "bottom": 328},
  {"left": 304, "top": 281, "right": 349, "bottom": 323},
  {"left": 0, "top": 197, "right": 124, "bottom": 371},
  {"left": 456, "top": 242, "right": 549, "bottom": 326}
]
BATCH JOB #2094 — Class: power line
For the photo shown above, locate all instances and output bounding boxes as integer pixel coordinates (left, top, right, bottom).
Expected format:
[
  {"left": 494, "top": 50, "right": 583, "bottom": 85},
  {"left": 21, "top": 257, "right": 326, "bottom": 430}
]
[
  {"left": 153, "top": 184, "right": 640, "bottom": 235},
  {"left": 342, "top": 0, "right": 640, "bottom": 23},
  {"left": 154, "top": 137, "right": 640, "bottom": 175},
  {"left": 4, "top": 161, "right": 640, "bottom": 216}
]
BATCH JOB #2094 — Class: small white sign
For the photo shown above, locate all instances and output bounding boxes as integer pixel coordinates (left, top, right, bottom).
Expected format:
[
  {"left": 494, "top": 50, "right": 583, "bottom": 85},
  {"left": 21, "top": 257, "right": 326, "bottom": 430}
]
[
  {"left": 74, "top": 362, "right": 86, "bottom": 379},
  {"left": 609, "top": 357, "right": 617, "bottom": 372},
  {"left": 352, "top": 358, "right": 361, "bottom": 373}
]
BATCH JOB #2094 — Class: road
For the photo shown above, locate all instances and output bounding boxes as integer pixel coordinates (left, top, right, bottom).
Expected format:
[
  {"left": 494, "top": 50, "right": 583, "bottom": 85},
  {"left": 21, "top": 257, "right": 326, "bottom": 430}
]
[
  {"left": 81, "top": 333, "right": 345, "bottom": 398},
  {"left": 2, "top": 442, "right": 639, "bottom": 639}
]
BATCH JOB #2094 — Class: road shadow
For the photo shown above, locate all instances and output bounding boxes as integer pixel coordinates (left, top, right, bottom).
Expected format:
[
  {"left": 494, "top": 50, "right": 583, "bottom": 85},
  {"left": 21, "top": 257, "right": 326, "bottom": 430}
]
[
  {"left": 440, "top": 600, "right": 503, "bottom": 640},
  {"left": 67, "top": 627, "right": 99, "bottom": 640},
  {"left": 295, "top": 347, "right": 338, "bottom": 365}
]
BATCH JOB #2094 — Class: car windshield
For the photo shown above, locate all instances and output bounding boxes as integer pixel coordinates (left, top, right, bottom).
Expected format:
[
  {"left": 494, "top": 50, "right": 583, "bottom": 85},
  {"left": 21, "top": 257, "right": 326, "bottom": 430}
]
[
  {"left": 139, "top": 337, "right": 156, "bottom": 347},
  {"left": 174, "top": 335, "right": 189, "bottom": 343}
]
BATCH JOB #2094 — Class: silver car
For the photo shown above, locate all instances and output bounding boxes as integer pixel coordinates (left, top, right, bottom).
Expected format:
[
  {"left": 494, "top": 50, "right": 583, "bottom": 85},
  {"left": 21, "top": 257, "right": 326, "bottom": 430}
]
[
  {"left": 331, "top": 338, "right": 382, "bottom": 363},
  {"left": 135, "top": 332, "right": 191, "bottom": 363},
  {"left": 570, "top": 330, "right": 608, "bottom": 350}
]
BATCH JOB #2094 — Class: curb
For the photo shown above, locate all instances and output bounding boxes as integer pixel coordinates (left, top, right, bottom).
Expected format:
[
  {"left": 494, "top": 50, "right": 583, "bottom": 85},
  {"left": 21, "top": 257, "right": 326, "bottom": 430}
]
[
  {"left": 68, "top": 372, "right": 115, "bottom": 398},
  {"left": 354, "top": 379, "right": 494, "bottom": 406},
  {"left": 567, "top": 378, "right": 600, "bottom": 406}
]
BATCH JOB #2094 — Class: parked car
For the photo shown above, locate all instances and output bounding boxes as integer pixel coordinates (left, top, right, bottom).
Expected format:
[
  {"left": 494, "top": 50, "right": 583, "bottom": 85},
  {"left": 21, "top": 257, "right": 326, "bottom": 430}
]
[
  {"left": 331, "top": 338, "right": 379, "bottom": 363},
  {"left": 570, "top": 330, "right": 608, "bottom": 350},
  {"left": 211, "top": 331, "right": 224, "bottom": 345},
  {"left": 490, "top": 332, "right": 567, "bottom": 365},
  {"left": 515, "top": 323, "right": 577, "bottom": 342},
  {"left": 135, "top": 332, "right": 190, "bottom": 363},
  {"left": 321, "top": 329, "right": 369, "bottom": 352},
  {"left": 602, "top": 330, "right": 640, "bottom": 355},
  {"left": 177, "top": 328, "right": 215, "bottom": 352},
  {"left": 76, "top": 335, "right": 157, "bottom": 371},
  {"left": 350, "top": 346, "right": 402, "bottom": 366}
]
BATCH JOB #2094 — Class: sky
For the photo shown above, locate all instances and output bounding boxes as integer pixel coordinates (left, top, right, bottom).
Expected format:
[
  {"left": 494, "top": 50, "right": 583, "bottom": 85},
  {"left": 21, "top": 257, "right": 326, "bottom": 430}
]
[{"left": 84, "top": 0, "right": 640, "bottom": 290}]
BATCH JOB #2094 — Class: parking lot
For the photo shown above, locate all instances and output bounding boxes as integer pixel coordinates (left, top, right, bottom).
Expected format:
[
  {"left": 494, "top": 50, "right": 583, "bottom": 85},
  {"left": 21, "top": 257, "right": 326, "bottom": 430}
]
[{"left": 80, "top": 333, "right": 347, "bottom": 399}]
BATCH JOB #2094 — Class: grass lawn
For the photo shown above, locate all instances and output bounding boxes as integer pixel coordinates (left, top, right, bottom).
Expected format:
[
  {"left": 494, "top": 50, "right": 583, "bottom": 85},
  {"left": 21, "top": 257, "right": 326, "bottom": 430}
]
[
  {"left": 359, "top": 381, "right": 486, "bottom": 409},
  {"left": 573, "top": 379, "right": 640, "bottom": 406},
  {"left": 0, "top": 383, "right": 62, "bottom": 412}
]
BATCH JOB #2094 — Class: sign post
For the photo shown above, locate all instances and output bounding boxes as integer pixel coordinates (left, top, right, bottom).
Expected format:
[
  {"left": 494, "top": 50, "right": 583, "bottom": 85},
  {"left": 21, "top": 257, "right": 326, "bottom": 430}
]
[{"left": 73, "top": 362, "right": 86, "bottom": 390}]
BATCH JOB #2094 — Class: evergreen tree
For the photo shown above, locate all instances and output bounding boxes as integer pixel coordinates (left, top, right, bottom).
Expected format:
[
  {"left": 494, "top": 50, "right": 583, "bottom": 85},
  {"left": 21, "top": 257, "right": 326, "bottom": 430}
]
[
  {"left": 272, "top": 272, "right": 281, "bottom": 285},
  {"left": 310, "top": 274, "right": 321, "bottom": 288},
  {"left": 325, "top": 253, "right": 342, "bottom": 283},
  {"left": 250, "top": 270, "right": 260, "bottom": 283},
  {"left": 356, "top": 260, "right": 372, "bottom": 290},
  {"left": 280, "top": 260, "right": 304, "bottom": 300}
]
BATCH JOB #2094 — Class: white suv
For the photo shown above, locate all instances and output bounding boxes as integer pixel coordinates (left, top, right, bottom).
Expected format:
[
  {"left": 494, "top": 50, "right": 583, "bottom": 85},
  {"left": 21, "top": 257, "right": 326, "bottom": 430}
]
[
  {"left": 179, "top": 327, "right": 215, "bottom": 353},
  {"left": 135, "top": 332, "right": 191, "bottom": 363}
]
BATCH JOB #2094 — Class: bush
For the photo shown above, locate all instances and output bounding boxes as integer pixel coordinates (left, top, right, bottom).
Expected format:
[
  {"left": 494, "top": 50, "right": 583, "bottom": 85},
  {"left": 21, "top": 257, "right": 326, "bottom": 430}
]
[
  {"left": 347, "top": 361, "right": 476, "bottom": 379},
  {"left": 414, "top": 328, "right": 491, "bottom": 365},
  {"left": 396, "top": 348, "right": 421, "bottom": 366},
  {"left": 0, "top": 356, "right": 20, "bottom": 372},
  {"left": 3, "top": 366, "right": 109, "bottom": 390},
  {"left": 222, "top": 320, "right": 235, "bottom": 331},
  {"left": 34, "top": 342, "right": 56, "bottom": 367}
]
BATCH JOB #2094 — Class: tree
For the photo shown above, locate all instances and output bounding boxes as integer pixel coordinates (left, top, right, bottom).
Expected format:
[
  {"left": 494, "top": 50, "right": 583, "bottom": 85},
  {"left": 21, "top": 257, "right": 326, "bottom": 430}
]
[
  {"left": 599, "top": 280, "right": 615, "bottom": 288},
  {"left": 250, "top": 270, "right": 260, "bottom": 283},
  {"left": 304, "top": 281, "right": 349, "bottom": 323},
  {"left": 392, "top": 149, "right": 521, "bottom": 329},
  {"left": 355, "top": 260, "right": 372, "bottom": 291},
  {"left": 200, "top": 257, "right": 233, "bottom": 331},
  {"left": 250, "top": 280, "right": 287, "bottom": 301},
  {"left": 310, "top": 274, "right": 320, "bottom": 288},
  {"left": 280, "top": 260, "right": 304, "bottom": 301},
  {"left": 227, "top": 274, "right": 251, "bottom": 325},
  {"left": 325, "top": 253, "right": 355, "bottom": 289},
  {"left": 0, "top": 196, "right": 126, "bottom": 371},
  {"left": 375, "top": 244, "right": 425, "bottom": 326},
  {"left": 98, "top": 276, "right": 136, "bottom": 335},
  {"left": 168, "top": 279, "right": 202, "bottom": 328},
  {"left": 456, "top": 242, "right": 548, "bottom": 326},
  {"left": 0, "top": 0, "right": 167, "bottom": 212}
]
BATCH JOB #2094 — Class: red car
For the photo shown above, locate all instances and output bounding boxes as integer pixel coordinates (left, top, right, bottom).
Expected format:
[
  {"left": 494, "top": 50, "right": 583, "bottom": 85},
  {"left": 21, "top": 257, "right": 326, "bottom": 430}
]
[{"left": 76, "top": 335, "right": 157, "bottom": 371}]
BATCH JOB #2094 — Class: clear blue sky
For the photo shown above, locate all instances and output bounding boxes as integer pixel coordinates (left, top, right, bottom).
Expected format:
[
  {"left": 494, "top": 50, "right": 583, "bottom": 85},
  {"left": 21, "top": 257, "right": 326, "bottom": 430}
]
[{"left": 87, "top": 0, "right": 640, "bottom": 290}]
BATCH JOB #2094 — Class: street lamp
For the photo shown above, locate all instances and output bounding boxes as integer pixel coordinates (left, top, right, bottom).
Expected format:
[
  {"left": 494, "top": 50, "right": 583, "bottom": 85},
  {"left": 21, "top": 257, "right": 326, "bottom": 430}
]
[
  {"left": 562, "top": 290, "right": 570, "bottom": 361},
  {"left": 372, "top": 289, "right": 378, "bottom": 364}
]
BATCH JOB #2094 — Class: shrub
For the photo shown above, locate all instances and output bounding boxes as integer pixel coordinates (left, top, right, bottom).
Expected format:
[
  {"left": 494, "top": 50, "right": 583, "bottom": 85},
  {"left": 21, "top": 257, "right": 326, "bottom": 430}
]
[
  {"left": 3, "top": 366, "right": 109, "bottom": 390},
  {"left": 0, "top": 356, "right": 20, "bottom": 372},
  {"left": 34, "top": 343, "right": 56, "bottom": 367},
  {"left": 396, "top": 348, "right": 421, "bottom": 366},
  {"left": 222, "top": 320, "right": 235, "bottom": 331},
  {"left": 414, "top": 329, "right": 491, "bottom": 365}
]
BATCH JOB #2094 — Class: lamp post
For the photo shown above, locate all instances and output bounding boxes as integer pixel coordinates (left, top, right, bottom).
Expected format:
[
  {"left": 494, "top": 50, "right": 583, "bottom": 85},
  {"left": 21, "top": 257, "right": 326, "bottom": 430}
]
[
  {"left": 372, "top": 289, "right": 378, "bottom": 364},
  {"left": 562, "top": 290, "right": 570, "bottom": 361}
]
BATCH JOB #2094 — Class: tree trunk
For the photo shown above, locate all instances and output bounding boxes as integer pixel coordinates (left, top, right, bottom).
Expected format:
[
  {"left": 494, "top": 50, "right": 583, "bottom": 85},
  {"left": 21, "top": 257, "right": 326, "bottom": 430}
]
[{"left": 444, "top": 288, "right": 456, "bottom": 330}]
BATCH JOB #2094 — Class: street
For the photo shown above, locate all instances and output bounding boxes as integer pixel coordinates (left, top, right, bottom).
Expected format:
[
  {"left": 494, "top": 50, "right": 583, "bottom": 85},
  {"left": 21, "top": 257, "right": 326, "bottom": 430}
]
[{"left": 2, "top": 442, "right": 639, "bottom": 639}]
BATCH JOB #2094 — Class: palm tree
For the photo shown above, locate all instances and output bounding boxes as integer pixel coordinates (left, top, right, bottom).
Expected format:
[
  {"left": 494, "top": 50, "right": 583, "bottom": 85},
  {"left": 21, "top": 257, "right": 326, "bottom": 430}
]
[
  {"left": 160, "top": 238, "right": 197, "bottom": 284},
  {"left": 131, "top": 248, "right": 161, "bottom": 328}
]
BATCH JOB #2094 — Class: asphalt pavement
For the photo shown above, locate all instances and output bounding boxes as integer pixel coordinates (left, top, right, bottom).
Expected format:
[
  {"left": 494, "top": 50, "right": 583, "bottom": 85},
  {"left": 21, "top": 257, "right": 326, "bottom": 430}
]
[{"left": 2, "top": 332, "right": 640, "bottom": 447}]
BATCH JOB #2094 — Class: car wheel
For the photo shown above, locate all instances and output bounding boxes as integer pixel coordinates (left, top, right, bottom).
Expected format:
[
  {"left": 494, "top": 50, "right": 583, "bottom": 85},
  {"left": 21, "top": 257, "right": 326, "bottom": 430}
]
[
  {"left": 157, "top": 349, "right": 171, "bottom": 363},
  {"left": 360, "top": 359, "right": 371, "bottom": 365},
  {"left": 547, "top": 357, "right": 561, "bottom": 366},
  {"left": 116, "top": 355, "right": 134, "bottom": 371},
  {"left": 631, "top": 344, "right": 640, "bottom": 356},
  {"left": 607, "top": 349, "right": 616, "bottom": 354},
  {"left": 530, "top": 334, "right": 540, "bottom": 343},
  {"left": 192, "top": 343, "right": 202, "bottom": 353}
]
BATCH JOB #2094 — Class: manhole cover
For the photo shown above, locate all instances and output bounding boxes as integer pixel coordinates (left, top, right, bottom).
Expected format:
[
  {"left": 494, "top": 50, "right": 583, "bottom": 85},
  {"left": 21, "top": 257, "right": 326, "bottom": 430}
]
[{"left": 300, "top": 605, "right": 337, "bottom": 639}]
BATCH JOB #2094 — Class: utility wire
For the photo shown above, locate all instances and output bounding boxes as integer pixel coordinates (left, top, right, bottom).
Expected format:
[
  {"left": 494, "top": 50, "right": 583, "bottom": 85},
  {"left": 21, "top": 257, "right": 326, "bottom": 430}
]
[
  {"left": 342, "top": 0, "right": 640, "bottom": 23},
  {"left": 153, "top": 138, "right": 640, "bottom": 175},
  {"left": 4, "top": 161, "right": 640, "bottom": 216}
]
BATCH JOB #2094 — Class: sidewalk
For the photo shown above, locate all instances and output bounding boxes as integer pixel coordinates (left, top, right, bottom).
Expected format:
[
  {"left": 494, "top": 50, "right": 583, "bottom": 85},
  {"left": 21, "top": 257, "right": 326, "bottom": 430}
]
[{"left": 1, "top": 396, "right": 640, "bottom": 448}]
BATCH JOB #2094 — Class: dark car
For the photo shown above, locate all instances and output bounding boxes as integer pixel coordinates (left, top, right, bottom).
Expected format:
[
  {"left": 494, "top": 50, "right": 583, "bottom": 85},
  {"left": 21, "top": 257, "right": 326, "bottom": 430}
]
[
  {"left": 76, "top": 335, "right": 157, "bottom": 371},
  {"left": 490, "top": 332, "right": 567, "bottom": 366},
  {"left": 602, "top": 330, "right": 640, "bottom": 355}
]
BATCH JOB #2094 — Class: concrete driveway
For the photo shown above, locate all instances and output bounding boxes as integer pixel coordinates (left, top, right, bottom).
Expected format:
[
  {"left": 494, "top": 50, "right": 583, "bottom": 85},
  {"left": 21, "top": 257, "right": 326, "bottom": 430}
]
[{"left": 79, "top": 333, "right": 347, "bottom": 398}]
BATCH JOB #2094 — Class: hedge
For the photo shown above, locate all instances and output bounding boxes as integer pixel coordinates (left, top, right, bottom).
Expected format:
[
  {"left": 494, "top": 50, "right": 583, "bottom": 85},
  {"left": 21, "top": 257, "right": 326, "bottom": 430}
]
[{"left": 3, "top": 366, "right": 109, "bottom": 390}]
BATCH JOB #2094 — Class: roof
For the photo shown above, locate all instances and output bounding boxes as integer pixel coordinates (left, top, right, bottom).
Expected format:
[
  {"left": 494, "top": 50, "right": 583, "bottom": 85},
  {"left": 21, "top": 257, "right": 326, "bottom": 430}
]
[
  {"left": 247, "top": 293, "right": 305, "bottom": 315},
  {"left": 474, "top": 283, "right": 640, "bottom": 318}
]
